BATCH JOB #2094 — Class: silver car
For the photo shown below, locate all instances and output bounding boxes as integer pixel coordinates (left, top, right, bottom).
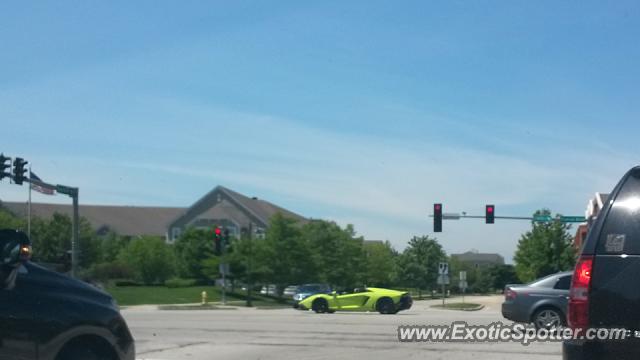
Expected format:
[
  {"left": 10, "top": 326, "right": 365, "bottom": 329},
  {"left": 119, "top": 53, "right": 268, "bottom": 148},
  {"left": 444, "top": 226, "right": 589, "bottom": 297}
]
[
  {"left": 501, "top": 272, "right": 572, "bottom": 329},
  {"left": 283, "top": 285, "right": 299, "bottom": 297}
]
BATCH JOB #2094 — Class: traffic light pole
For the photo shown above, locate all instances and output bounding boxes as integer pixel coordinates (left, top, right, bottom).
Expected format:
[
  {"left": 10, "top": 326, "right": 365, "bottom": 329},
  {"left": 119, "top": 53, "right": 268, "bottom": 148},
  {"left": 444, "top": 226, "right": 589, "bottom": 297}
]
[
  {"left": 71, "top": 190, "right": 79, "bottom": 278},
  {"left": 437, "top": 214, "right": 535, "bottom": 221},
  {"left": 2, "top": 155, "right": 80, "bottom": 277},
  {"left": 430, "top": 207, "right": 587, "bottom": 233},
  {"left": 430, "top": 214, "right": 584, "bottom": 221},
  {"left": 29, "top": 178, "right": 80, "bottom": 278},
  {"left": 246, "top": 222, "right": 253, "bottom": 307},
  {"left": 221, "top": 254, "right": 226, "bottom": 306}
]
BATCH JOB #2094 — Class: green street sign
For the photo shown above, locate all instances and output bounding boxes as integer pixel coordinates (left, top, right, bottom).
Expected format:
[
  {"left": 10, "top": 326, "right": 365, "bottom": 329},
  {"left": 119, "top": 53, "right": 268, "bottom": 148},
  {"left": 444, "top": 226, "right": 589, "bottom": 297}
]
[
  {"left": 533, "top": 215, "right": 552, "bottom": 222},
  {"left": 560, "top": 216, "right": 586, "bottom": 223},
  {"left": 56, "top": 184, "right": 78, "bottom": 196}
]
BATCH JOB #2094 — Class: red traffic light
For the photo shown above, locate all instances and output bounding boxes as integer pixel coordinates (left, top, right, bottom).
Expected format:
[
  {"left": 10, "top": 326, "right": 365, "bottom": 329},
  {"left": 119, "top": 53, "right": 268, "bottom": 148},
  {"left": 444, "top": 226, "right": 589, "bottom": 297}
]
[
  {"left": 215, "top": 227, "right": 222, "bottom": 236},
  {"left": 485, "top": 205, "right": 495, "bottom": 224},
  {"left": 434, "top": 203, "right": 443, "bottom": 232}
]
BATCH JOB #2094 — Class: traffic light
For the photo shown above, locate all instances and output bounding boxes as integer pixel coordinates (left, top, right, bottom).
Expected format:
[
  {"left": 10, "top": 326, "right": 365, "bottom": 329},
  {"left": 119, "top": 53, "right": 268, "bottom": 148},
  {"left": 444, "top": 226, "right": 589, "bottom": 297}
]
[
  {"left": 214, "top": 227, "right": 222, "bottom": 255},
  {"left": 0, "top": 154, "right": 10, "bottom": 180},
  {"left": 434, "top": 203, "right": 442, "bottom": 232},
  {"left": 12, "top": 158, "right": 27, "bottom": 185},
  {"left": 485, "top": 204, "right": 495, "bottom": 224}
]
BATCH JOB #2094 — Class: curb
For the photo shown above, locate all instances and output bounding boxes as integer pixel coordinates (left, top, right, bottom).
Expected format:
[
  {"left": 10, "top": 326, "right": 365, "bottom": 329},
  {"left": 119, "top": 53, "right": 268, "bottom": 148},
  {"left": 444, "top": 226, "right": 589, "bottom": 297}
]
[{"left": 429, "top": 304, "right": 485, "bottom": 311}]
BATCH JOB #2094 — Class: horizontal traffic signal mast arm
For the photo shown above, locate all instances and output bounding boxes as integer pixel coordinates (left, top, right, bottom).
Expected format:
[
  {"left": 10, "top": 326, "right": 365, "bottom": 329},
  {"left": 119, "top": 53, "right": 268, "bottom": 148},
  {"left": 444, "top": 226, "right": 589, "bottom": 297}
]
[{"left": 428, "top": 214, "right": 585, "bottom": 222}]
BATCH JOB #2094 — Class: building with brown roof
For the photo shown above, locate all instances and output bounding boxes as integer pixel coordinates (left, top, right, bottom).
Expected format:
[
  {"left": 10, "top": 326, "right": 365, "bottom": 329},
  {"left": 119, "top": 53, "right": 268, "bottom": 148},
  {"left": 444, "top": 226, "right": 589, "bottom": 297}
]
[
  {"left": 451, "top": 250, "right": 505, "bottom": 268},
  {"left": 574, "top": 192, "right": 610, "bottom": 252},
  {"left": 166, "top": 186, "right": 307, "bottom": 243},
  {"left": 1, "top": 185, "right": 306, "bottom": 243}
]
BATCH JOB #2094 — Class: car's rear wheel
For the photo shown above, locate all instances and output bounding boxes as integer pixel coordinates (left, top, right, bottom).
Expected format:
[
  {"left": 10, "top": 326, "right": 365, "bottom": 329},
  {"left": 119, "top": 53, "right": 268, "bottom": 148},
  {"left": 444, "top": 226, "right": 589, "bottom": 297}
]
[
  {"left": 533, "top": 307, "right": 564, "bottom": 330},
  {"left": 312, "top": 298, "right": 329, "bottom": 313},
  {"left": 377, "top": 297, "right": 395, "bottom": 314}
]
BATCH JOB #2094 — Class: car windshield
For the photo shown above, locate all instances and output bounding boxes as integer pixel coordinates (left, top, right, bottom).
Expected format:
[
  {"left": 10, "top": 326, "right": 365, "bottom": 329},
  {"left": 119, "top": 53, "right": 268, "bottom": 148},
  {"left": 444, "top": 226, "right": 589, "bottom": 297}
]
[{"left": 1, "top": 2, "right": 635, "bottom": 360}]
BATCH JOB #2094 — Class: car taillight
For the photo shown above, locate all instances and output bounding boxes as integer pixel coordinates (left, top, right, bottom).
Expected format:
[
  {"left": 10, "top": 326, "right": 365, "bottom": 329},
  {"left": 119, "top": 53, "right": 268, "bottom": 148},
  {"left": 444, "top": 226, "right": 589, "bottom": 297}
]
[
  {"left": 568, "top": 255, "right": 594, "bottom": 330},
  {"left": 505, "top": 288, "right": 517, "bottom": 300}
]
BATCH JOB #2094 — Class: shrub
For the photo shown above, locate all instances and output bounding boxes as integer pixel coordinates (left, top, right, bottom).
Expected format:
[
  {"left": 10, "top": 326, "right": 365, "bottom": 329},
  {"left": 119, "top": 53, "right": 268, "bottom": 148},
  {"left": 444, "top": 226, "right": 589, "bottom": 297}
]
[
  {"left": 88, "top": 262, "right": 134, "bottom": 282},
  {"left": 165, "top": 278, "right": 198, "bottom": 288},
  {"left": 118, "top": 236, "right": 176, "bottom": 285},
  {"left": 114, "top": 279, "right": 143, "bottom": 287}
]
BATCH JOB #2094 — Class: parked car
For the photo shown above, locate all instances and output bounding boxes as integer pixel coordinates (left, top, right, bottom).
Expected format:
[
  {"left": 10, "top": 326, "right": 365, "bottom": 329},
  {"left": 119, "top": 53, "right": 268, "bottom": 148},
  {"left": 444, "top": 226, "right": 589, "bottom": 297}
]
[
  {"left": 260, "top": 284, "right": 277, "bottom": 295},
  {"left": 564, "top": 166, "right": 640, "bottom": 359},
  {"left": 283, "top": 285, "right": 299, "bottom": 297},
  {"left": 0, "top": 229, "right": 135, "bottom": 360},
  {"left": 501, "top": 272, "right": 572, "bottom": 329},
  {"left": 292, "top": 283, "right": 332, "bottom": 306},
  {"left": 297, "top": 287, "right": 413, "bottom": 314}
]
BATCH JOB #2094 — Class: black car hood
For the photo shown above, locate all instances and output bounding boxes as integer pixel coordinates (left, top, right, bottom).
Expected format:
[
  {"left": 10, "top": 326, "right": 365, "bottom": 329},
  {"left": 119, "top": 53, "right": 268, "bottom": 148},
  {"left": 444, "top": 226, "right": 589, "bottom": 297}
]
[{"left": 23, "top": 262, "right": 113, "bottom": 305}]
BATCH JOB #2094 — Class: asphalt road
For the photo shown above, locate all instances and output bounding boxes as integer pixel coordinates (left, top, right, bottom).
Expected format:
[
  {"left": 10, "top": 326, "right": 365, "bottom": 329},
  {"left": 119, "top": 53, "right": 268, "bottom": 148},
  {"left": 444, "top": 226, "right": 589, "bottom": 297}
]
[{"left": 123, "top": 296, "right": 561, "bottom": 360}]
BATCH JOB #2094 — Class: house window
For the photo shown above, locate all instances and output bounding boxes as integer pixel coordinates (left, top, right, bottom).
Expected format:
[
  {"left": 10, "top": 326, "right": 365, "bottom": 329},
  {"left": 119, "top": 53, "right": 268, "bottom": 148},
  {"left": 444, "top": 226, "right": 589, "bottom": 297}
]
[
  {"left": 172, "top": 227, "right": 182, "bottom": 241},
  {"left": 255, "top": 227, "right": 266, "bottom": 239}
]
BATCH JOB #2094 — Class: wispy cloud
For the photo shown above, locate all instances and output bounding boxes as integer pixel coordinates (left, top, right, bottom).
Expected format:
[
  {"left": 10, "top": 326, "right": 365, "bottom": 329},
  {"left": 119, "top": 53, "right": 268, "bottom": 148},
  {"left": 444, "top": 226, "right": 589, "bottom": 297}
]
[
  {"left": 1, "top": 80, "right": 635, "bottom": 262},
  {"left": 28, "top": 99, "right": 623, "bottom": 260}
]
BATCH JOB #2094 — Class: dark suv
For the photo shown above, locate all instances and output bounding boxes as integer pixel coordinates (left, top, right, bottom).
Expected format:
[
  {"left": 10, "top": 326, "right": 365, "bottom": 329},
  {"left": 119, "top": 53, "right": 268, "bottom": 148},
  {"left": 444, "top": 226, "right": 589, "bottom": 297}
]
[
  {"left": 0, "top": 229, "right": 135, "bottom": 360},
  {"left": 564, "top": 166, "right": 640, "bottom": 359}
]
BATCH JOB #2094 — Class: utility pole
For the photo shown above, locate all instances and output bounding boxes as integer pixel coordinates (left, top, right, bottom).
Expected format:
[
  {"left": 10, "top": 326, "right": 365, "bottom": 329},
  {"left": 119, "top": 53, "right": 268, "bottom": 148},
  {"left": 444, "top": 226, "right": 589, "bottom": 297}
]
[
  {"left": 71, "top": 188, "right": 79, "bottom": 278},
  {"left": 27, "top": 167, "right": 32, "bottom": 239},
  {"left": 55, "top": 184, "right": 79, "bottom": 277},
  {"left": 246, "top": 222, "right": 253, "bottom": 307}
]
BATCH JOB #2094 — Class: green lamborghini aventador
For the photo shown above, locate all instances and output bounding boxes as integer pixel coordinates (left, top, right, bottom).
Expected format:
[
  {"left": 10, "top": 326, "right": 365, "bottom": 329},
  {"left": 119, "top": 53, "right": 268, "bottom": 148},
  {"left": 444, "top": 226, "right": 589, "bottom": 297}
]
[{"left": 296, "top": 287, "right": 413, "bottom": 314}]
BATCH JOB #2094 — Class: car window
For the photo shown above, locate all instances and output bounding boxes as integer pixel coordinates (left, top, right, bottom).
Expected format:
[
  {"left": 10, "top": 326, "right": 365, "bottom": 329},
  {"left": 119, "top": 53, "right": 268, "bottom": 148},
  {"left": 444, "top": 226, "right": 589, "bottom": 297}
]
[
  {"left": 527, "top": 275, "right": 559, "bottom": 288},
  {"left": 553, "top": 275, "right": 572, "bottom": 290},
  {"left": 597, "top": 169, "right": 640, "bottom": 255}
]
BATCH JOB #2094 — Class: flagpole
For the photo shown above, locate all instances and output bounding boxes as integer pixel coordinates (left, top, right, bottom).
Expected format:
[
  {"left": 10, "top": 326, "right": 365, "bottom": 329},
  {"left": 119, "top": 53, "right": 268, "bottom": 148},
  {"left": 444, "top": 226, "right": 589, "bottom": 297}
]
[{"left": 28, "top": 166, "right": 32, "bottom": 238}]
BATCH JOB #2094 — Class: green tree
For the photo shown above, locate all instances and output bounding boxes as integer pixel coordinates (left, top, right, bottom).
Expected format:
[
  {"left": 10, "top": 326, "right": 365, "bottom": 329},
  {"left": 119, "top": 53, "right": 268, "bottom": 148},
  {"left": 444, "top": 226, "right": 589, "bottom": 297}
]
[
  {"left": 362, "top": 240, "right": 398, "bottom": 288},
  {"left": 173, "top": 227, "right": 216, "bottom": 281},
  {"left": 263, "top": 213, "right": 316, "bottom": 294},
  {"left": 487, "top": 264, "right": 519, "bottom": 290},
  {"left": 449, "top": 255, "right": 478, "bottom": 291},
  {"left": 304, "top": 220, "right": 366, "bottom": 289},
  {"left": 30, "top": 213, "right": 100, "bottom": 269},
  {"left": 473, "top": 268, "right": 494, "bottom": 294},
  {"left": 228, "top": 232, "right": 272, "bottom": 286},
  {"left": 118, "top": 236, "right": 175, "bottom": 284},
  {"left": 397, "top": 236, "right": 446, "bottom": 294},
  {"left": 99, "top": 232, "right": 129, "bottom": 263},
  {"left": 513, "top": 209, "right": 576, "bottom": 283},
  {"left": 0, "top": 208, "right": 26, "bottom": 230}
]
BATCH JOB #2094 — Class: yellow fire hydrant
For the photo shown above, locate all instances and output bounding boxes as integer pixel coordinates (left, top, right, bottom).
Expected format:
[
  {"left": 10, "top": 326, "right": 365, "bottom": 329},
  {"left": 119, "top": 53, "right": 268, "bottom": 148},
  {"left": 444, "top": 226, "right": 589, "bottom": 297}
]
[{"left": 201, "top": 291, "right": 208, "bottom": 305}]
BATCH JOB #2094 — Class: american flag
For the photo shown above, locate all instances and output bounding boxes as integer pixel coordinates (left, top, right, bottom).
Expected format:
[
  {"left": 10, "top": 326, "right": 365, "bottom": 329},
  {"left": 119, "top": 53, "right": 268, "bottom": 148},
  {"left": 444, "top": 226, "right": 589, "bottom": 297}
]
[{"left": 30, "top": 172, "right": 56, "bottom": 195}]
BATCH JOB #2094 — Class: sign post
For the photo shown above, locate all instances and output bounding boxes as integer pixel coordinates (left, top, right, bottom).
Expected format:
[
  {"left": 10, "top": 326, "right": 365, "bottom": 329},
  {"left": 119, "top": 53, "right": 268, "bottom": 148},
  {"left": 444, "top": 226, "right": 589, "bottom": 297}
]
[
  {"left": 56, "top": 184, "right": 79, "bottom": 278},
  {"left": 459, "top": 271, "right": 467, "bottom": 304},
  {"left": 438, "top": 262, "right": 449, "bottom": 307}
]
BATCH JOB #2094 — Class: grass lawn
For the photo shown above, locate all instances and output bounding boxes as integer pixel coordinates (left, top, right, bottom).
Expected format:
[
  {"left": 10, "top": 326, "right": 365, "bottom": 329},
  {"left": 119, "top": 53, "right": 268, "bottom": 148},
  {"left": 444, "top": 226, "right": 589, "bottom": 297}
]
[
  {"left": 431, "top": 302, "right": 483, "bottom": 310},
  {"left": 106, "top": 286, "right": 222, "bottom": 306}
]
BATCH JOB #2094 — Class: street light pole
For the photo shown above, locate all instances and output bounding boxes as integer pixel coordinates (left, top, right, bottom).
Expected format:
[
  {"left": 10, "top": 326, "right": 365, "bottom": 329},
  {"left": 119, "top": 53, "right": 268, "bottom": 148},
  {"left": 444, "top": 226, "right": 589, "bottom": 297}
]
[
  {"left": 246, "top": 222, "right": 253, "bottom": 307},
  {"left": 71, "top": 189, "right": 79, "bottom": 278}
]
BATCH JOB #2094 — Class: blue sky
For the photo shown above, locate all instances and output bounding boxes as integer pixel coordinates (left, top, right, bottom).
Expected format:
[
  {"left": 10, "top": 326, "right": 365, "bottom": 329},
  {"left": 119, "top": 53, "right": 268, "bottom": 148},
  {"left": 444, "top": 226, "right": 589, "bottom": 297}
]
[{"left": 2, "top": 1, "right": 639, "bottom": 262}]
